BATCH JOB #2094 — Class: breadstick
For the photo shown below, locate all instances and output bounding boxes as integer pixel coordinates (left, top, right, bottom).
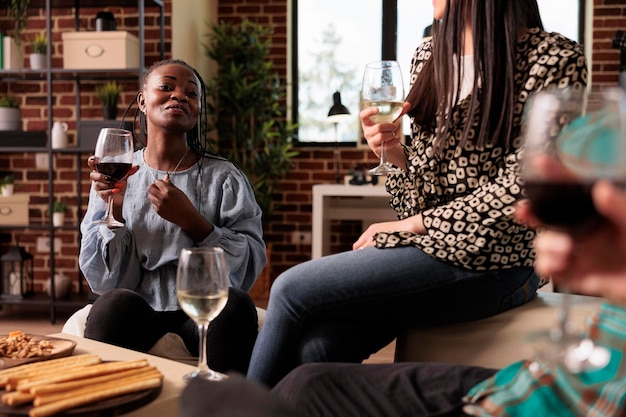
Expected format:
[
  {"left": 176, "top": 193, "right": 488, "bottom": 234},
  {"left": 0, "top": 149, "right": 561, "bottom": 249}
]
[
  {"left": 0, "top": 354, "right": 99, "bottom": 378},
  {"left": 29, "top": 366, "right": 159, "bottom": 395},
  {"left": 16, "top": 359, "right": 149, "bottom": 392},
  {"left": 2, "top": 355, "right": 102, "bottom": 390},
  {"left": 33, "top": 370, "right": 162, "bottom": 406},
  {"left": 1, "top": 390, "right": 35, "bottom": 406},
  {"left": 0, "top": 354, "right": 100, "bottom": 386},
  {"left": 28, "top": 377, "right": 162, "bottom": 417}
]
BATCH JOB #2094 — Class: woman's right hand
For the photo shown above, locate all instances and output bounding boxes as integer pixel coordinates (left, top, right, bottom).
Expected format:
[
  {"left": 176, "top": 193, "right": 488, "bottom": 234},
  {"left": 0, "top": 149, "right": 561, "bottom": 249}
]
[
  {"left": 360, "top": 101, "right": 411, "bottom": 169},
  {"left": 87, "top": 155, "right": 139, "bottom": 205}
]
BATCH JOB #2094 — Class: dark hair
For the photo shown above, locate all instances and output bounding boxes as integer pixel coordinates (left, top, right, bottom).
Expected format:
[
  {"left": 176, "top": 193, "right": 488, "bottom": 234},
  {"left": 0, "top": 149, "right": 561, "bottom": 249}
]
[
  {"left": 121, "top": 59, "right": 217, "bottom": 155},
  {"left": 406, "top": 0, "right": 543, "bottom": 154}
]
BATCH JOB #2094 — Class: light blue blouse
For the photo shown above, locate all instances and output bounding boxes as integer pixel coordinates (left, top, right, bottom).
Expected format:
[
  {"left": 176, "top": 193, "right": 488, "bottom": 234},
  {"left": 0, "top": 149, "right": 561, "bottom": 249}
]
[{"left": 79, "top": 149, "right": 267, "bottom": 311}]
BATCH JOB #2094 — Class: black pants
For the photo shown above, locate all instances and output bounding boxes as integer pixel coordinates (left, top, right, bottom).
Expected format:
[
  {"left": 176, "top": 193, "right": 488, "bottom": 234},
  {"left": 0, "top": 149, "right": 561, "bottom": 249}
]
[
  {"left": 273, "top": 362, "right": 497, "bottom": 417},
  {"left": 84, "top": 287, "right": 258, "bottom": 374},
  {"left": 179, "top": 363, "right": 497, "bottom": 417}
]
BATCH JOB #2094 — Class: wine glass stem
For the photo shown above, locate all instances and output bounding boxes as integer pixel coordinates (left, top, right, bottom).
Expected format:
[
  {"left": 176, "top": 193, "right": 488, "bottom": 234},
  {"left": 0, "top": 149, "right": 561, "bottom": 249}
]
[
  {"left": 103, "top": 196, "right": 114, "bottom": 221},
  {"left": 196, "top": 322, "right": 210, "bottom": 373},
  {"left": 380, "top": 140, "right": 389, "bottom": 166},
  {"left": 557, "top": 288, "right": 572, "bottom": 340}
]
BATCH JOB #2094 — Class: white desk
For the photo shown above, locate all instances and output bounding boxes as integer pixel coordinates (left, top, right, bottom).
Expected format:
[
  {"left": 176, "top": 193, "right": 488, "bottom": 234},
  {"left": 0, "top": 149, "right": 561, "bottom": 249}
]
[
  {"left": 50, "top": 333, "right": 196, "bottom": 417},
  {"left": 312, "top": 184, "right": 397, "bottom": 259}
]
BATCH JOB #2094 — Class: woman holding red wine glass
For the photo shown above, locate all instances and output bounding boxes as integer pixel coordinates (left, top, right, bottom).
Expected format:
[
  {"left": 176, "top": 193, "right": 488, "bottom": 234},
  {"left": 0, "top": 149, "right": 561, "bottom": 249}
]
[
  {"left": 80, "top": 59, "right": 267, "bottom": 375},
  {"left": 520, "top": 87, "right": 626, "bottom": 372}
]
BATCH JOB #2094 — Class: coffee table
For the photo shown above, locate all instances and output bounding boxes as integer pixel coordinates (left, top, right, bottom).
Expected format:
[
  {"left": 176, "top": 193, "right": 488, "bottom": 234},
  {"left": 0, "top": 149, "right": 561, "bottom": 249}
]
[{"left": 49, "top": 332, "right": 196, "bottom": 417}]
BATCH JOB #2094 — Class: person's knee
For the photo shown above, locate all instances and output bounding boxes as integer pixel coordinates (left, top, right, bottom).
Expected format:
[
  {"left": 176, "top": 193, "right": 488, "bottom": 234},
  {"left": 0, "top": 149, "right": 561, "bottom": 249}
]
[
  {"left": 274, "top": 363, "right": 344, "bottom": 396},
  {"left": 90, "top": 288, "right": 142, "bottom": 313},
  {"left": 223, "top": 288, "right": 258, "bottom": 328}
]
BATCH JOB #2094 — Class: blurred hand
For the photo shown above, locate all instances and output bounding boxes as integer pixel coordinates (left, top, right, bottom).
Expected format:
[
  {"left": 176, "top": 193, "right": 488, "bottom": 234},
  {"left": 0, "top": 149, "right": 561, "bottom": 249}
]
[{"left": 516, "top": 176, "right": 626, "bottom": 303}]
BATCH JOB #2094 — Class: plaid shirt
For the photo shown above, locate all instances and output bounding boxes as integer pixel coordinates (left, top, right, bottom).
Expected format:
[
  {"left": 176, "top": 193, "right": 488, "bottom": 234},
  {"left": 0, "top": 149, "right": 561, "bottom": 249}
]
[{"left": 463, "top": 302, "right": 626, "bottom": 416}]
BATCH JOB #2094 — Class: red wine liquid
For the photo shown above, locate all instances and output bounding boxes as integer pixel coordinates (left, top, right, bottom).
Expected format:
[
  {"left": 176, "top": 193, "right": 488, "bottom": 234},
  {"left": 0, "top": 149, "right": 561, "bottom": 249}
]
[
  {"left": 524, "top": 181, "right": 606, "bottom": 232},
  {"left": 96, "top": 162, "right": 132, "bottom": 181}
]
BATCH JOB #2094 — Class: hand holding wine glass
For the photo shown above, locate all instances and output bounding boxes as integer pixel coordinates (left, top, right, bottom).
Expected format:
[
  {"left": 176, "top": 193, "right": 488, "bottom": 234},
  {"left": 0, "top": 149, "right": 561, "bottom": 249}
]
[
  {"left": 522, "top": 88, "right": 625, "bottom": 372},
  {"left": 177, "top": 247, "right": 230, "bottom": 382},
  {"left": 92, "top": 128, "right": 134, "bottom": 228},
  {"left": 361, "top": 60, "right": 405, "bottom": 175}
]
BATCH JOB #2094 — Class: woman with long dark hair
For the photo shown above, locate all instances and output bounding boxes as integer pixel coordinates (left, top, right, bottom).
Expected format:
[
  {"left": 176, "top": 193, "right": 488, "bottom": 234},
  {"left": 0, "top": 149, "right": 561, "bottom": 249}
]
[{"left": 247, "top": 0, "right": 587, "bottom": 387}]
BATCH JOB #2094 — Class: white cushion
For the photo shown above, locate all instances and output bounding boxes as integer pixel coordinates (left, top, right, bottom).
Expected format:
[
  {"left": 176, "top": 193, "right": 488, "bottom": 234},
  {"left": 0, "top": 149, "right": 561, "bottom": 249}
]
[{"left": 61, "top": 304, "right": 92, "bottom": 336}]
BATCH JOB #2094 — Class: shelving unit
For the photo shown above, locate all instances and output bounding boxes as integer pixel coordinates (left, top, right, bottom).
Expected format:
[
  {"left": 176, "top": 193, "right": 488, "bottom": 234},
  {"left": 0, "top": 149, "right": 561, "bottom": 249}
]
[{"left": 0, "top": 0, "right": 164, "bottom": 323}]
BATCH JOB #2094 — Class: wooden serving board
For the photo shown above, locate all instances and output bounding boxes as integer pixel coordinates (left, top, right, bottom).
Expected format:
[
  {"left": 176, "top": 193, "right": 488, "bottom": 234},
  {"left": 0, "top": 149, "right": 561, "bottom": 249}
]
[{"left": 0, "top": 334, "right": 77, "bottom": 370}]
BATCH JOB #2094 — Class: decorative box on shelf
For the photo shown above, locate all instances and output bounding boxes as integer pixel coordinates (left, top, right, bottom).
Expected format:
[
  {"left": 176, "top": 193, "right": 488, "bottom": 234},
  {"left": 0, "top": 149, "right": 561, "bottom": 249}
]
[
  {"left": 62, "top": 31, "right": 140, "bottom": 70},
  {"left": 0, "top": 195, "right": 29, "bottom": 226}
]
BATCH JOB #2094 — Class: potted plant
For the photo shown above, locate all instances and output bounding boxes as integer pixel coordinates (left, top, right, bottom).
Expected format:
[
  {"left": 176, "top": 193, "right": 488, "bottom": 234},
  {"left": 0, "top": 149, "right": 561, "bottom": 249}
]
[
  {"left": 0, "top": 96, "right": 21, "bottom": 131},
  {"left": 7, "top": 0, "right": 29, "bottom": 46},
  {"left": 95, "top": 81, "right": 123, "bottom": 120},
  {"left": 203, "top": 19, "right": 297, "bottom": 230},
  {"left": 0, "top": 174, "right": 15, "bottom": 196},
  {"left": 52, "top": 200, "right": 68, "bottom": 227},
  {"left": 29, "top": 32, "right": 47, "bottom": 70}
]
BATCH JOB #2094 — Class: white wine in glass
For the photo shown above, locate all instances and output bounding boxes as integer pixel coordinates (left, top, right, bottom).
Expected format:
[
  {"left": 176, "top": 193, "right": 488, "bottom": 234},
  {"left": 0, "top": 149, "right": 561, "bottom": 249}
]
[
  {"left": 92, "top": 128, "right": 134, "bottom": 228},
  {"left": 361, "top": 60, "right": 405, "bottom": 175},
  {"left": 522, "top": 88, "right": 624, "bottom": 372},
  {"left": 177, "top": 247, "right": 230, "bottom": 382}
]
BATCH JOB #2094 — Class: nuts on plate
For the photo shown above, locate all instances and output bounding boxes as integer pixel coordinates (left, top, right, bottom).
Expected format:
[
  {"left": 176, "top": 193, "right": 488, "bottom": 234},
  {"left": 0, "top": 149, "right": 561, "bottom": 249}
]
[{"left": 0, "top": 332, "right": 54, "bottom": 359}]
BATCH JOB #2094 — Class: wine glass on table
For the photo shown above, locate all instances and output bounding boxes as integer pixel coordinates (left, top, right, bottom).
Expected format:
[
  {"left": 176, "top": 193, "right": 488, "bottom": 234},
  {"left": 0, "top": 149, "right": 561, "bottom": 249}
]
[
  {"left": 361, "top": 60, "right": 405, "bottom": 175},
  {"left": 176, "top": 247, "right": 230, "bottom": 382},
  {"left": 522, "top": 88, "right": 625, "bottom": 372},
  {"left": 92, "top": 128, "right": 134, "bottom": 228}
]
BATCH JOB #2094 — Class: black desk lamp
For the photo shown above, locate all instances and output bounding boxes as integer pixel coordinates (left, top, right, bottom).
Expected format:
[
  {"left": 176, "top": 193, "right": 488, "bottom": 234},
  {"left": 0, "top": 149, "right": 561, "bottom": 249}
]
[{"left": 327, "top": 91, "right": 351, "bottom": 183}]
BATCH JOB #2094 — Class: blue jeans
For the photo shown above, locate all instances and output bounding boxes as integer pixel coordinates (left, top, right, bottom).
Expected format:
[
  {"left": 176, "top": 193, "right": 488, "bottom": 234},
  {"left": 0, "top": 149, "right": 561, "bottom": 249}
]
[{"left": 247, "top": 246, "right": 539, "bottom": 387}]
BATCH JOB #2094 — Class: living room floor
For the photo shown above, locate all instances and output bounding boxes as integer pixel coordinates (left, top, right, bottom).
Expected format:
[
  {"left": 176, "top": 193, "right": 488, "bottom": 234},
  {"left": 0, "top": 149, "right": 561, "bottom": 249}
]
[{"left": 0, "top": 303, "right": 396, "bottom": 364}]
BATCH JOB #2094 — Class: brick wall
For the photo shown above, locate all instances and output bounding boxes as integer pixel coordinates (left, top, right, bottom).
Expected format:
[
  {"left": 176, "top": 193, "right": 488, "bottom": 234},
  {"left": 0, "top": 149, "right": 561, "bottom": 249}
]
[
  {"left": 589, "top": 0, "right": 626, "bottom": 107},
  {"left": 0, "top": 2, "right": 172, "bottom": 294},
  {"left": 1, "top": 0, "right": 625, "bottom": 298}
]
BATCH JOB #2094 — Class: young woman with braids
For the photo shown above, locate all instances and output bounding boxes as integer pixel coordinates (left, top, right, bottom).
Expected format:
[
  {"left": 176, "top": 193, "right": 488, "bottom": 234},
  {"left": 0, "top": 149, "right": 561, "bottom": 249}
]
[
  {"left": 247, "top": 0, "right": 587, "bottom": 387},
  {"left": 79, "top": 59, "right": 266, "bottom": 374}
]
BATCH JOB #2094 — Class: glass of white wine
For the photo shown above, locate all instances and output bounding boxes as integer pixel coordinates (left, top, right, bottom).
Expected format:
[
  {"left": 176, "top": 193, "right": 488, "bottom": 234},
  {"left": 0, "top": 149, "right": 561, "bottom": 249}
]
[
  {"left": 361, "top": 60, "right": 405, "bottom": 175},
  {"left": 176, "top": 247, "right": 230, "bottom": 382}
]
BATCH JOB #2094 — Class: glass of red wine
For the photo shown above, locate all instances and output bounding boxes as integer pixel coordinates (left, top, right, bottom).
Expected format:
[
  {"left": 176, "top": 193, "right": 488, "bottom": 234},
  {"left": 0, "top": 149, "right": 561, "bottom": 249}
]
[
  {"left": 522, "top": 88, "right": 624, "bottom": 372},
  {"left": 92, "top": 128, "right": 134, "bottom": 228}
]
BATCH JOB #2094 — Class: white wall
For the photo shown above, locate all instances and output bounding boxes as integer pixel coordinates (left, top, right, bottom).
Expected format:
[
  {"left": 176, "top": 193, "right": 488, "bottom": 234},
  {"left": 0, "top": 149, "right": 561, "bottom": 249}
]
[{"left": 171, "top": 0, "right": 217, "bottom": 84}]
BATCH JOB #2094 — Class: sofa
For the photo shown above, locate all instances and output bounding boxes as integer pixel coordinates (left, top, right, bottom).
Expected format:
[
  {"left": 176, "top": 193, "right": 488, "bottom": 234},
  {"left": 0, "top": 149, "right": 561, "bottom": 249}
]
[{"left": 393, "top": 290, "right": 604, "bottom": 369}]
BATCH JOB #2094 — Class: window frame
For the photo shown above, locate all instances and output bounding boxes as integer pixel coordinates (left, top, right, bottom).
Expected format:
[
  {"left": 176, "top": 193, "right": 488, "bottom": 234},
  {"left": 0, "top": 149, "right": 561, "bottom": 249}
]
[{"left": 289, "top": 0, "right": 586, "bottom": 147}]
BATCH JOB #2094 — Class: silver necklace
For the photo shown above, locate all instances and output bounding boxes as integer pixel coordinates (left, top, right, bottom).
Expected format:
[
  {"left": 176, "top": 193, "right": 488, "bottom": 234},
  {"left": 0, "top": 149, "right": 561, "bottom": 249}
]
[{"left": 144, "top": 147, "right": 189, "bottom": 182}]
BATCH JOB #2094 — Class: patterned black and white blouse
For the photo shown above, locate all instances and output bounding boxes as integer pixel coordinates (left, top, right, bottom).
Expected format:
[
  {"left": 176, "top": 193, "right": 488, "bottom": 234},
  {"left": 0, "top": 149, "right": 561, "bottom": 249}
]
[{"left": 375, "top": 28, "right": 588, "bottom": 271}]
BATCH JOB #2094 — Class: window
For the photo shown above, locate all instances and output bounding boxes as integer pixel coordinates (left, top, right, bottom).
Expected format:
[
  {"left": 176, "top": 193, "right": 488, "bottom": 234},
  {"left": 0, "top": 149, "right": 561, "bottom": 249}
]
[{"left": 291, "top": 0, "right": 584, "bottom": 145}]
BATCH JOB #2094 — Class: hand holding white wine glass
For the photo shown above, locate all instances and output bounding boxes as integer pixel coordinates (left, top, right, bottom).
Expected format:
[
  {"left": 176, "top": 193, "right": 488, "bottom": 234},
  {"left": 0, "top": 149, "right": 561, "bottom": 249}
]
[
  {"left": 177, "top": 247, "right": 230, "bottom": 382},
  {"left": 522, "top": 88, "right": 625, "bottom": 372},
  {"left": 361, "top": 60, "right": 405, "bottom": 175},
  {"left": 92, "top": 128, "right": 134, "bottom": 228}
]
